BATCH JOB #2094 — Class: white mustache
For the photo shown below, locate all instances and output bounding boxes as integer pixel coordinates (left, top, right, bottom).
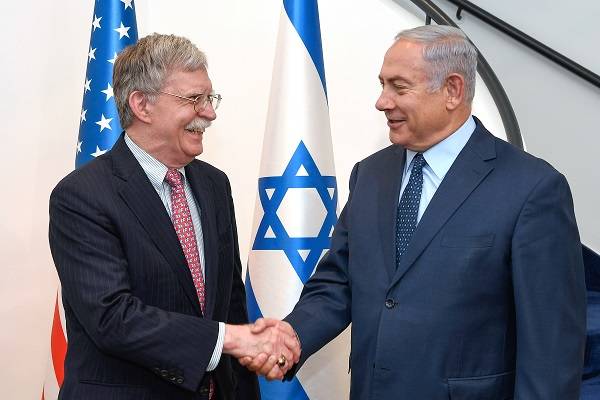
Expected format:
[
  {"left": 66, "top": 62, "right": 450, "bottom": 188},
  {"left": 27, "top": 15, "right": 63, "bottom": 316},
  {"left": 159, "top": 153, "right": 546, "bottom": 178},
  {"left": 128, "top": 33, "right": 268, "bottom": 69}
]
[{"left": 185, "top": 118, "right": 212, "bottom": 132}]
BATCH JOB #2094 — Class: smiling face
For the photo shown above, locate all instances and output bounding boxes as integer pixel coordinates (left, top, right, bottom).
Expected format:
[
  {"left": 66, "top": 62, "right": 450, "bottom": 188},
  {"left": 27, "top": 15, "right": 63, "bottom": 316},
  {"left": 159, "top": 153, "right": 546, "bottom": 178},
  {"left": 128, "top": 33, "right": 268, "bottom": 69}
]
[
  {"left": 144, "top": 68, "right": 216, "bottom": 168},
  {"left": 375, "top": 39, "right": 455, "bottom": 152}
]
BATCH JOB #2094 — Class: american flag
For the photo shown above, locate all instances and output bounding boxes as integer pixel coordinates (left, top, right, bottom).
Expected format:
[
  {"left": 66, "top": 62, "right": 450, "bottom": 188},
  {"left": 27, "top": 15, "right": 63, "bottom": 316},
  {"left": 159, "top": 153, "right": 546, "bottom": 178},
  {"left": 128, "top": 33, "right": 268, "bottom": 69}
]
[
  {"left": 76, "top": 0, "right": 138, "bottom": 167},
  {"left": 42, "top": 1, "right": 137, "bottom": 398}
]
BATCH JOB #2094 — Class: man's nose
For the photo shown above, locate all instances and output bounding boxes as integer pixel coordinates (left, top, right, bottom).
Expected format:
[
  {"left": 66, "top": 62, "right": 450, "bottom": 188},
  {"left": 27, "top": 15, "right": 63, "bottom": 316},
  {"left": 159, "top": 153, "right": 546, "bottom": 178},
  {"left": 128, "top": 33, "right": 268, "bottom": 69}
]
[
  {"left": 198, "top": 102, "right": 217, "bottom": 121},
  {"left": 375, "top": 90, "right": 394, "bottom": 111}
]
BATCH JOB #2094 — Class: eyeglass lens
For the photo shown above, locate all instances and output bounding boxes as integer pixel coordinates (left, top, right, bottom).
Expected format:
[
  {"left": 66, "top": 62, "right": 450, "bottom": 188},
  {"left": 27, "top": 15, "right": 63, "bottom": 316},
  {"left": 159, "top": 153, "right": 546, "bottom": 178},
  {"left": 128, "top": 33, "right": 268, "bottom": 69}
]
[{"left": 194, "top": 94, "right": 221, "bottom": 112}]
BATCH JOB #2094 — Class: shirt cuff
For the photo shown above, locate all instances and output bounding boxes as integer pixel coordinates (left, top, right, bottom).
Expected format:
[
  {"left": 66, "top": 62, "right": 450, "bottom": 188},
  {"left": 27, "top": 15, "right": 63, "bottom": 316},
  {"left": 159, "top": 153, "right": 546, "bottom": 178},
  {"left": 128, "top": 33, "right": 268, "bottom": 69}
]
[{"left": 207, "top": 322, "right": 225, "bottom": 371}]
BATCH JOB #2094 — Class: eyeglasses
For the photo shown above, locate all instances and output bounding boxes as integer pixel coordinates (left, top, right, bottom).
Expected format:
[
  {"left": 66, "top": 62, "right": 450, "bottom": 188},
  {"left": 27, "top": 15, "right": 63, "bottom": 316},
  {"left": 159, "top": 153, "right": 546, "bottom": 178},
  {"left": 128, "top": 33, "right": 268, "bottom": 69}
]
[{"left": 158, "top": 91, "right": 222, "bottom": 112}]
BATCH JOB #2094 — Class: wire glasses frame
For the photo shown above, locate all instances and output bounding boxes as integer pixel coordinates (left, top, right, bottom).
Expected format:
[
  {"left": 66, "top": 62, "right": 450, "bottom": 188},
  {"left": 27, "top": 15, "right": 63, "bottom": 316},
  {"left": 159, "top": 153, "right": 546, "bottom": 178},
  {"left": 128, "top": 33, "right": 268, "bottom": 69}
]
[{"left": 158, "top": 91, "right": 222, "bottom": 112}]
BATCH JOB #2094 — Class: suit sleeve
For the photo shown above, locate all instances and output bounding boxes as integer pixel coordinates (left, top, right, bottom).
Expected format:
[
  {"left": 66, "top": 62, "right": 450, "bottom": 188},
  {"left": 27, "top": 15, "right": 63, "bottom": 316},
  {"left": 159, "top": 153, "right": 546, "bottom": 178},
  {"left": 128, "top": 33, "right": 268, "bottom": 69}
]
[
  {"left": 511, "top": 170, "right": 586, "bottom": 399},
  {"left": 222, "top": 176, "right": 261, "bottom": 399},
  {"left": 49, "top": 179, "right": 219, "bottom": 393},
  {"left": 283, "top": 162, "right": 358, "bottom": 371}
]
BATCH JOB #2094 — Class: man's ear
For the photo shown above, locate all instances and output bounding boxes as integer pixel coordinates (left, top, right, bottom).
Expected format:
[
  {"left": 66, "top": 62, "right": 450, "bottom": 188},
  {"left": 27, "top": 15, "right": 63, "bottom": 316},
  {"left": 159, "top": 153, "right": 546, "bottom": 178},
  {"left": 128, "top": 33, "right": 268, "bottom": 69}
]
[
  {"left": 128, "top": 91, "right": 152, "bottom": 124},
  {"left": 444, "top": 73, "right": 466, "bottom": 111}
]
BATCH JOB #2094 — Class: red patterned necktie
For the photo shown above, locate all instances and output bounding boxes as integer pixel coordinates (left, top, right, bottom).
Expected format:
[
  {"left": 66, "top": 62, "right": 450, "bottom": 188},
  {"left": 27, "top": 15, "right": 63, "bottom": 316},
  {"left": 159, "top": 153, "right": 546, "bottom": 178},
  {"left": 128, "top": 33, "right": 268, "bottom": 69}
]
[
  {"left": 165, "top": 168, "right": 207, "bottom": 312},
  {"left": 165, "top": 168, "right": 215, "bottom": 399}
]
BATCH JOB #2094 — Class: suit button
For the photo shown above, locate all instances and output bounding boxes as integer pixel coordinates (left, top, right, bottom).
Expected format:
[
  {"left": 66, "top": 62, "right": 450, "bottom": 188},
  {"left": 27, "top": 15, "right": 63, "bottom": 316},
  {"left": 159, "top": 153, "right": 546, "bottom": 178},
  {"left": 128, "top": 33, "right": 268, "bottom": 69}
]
[
  {"left": 153, "top": 367, "right": 160, "bottom": 374},
  {"left": 160, "top": 369, "right": 168, "bottom": 377},
  {"left": 177, "top": 377, "right": 184, "bottom": 384},
  {"left": 169, "top": 375, "right": 176, "bottom": 381},
  {"left": 385, "top": 299, "right": 395, "bottom": 309}
]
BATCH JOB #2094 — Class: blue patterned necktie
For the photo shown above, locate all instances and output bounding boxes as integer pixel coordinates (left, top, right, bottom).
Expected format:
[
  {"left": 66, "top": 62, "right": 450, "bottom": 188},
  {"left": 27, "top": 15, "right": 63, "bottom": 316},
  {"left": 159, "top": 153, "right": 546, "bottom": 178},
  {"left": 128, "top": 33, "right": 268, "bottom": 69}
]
[{"left": 396, "top": 153, "right": 426, "bottom": 266}]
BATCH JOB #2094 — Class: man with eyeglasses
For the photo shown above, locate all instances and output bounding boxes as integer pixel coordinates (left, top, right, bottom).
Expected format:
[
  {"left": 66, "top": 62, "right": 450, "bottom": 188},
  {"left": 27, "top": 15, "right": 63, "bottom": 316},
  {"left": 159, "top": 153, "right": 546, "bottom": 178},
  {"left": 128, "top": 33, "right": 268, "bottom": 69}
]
[{"left": 49, "top": 33, "right": 299, "bottom": 400}]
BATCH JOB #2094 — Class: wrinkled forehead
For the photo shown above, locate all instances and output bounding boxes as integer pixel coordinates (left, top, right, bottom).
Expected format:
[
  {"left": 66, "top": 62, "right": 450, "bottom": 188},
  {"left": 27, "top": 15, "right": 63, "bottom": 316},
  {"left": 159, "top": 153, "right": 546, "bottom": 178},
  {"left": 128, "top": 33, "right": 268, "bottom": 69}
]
[
  {"left": 163, "top": 67, "right": 212, "bottom": 92},
  {"left": 379, "top": 40, "right": 428, "bottom": 80},
  {"left": 385, "top": 39, "right": 426, "bottom": 65}
]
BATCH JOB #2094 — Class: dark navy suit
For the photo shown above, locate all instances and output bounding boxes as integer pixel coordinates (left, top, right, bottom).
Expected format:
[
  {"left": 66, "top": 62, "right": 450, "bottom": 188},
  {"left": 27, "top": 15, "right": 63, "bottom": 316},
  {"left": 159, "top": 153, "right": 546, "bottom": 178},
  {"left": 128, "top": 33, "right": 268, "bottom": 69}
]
[
  {"left": 286, "top": 119, "right": 586, "bottom": 399},
  {"left": 49, "top": 136, "right": 259, "bottom": 400}
]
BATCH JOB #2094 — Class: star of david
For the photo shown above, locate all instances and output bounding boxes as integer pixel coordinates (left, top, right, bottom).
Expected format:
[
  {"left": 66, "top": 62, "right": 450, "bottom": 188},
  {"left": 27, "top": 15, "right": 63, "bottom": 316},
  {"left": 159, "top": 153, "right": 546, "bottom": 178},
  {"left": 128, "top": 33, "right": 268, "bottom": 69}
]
[{"left": 253, "top": 141, "right": 337, "bottom": 283}]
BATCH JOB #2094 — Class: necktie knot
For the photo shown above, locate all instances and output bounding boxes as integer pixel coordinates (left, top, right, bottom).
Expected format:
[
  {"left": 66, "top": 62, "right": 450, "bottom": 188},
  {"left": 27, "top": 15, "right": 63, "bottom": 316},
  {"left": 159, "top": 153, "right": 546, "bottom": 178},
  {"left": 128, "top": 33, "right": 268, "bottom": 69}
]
[
  {"left": 165, "top": 168, "right": 183, "bottom": 188},
  {"left": 411, "top": 153, "right": 426, "bottom": 172}
]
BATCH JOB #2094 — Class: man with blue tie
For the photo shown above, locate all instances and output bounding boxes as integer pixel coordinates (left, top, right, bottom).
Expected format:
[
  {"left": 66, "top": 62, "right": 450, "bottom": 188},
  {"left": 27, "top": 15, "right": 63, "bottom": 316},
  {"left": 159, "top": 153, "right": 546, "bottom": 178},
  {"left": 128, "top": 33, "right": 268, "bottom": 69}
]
[{"left": 245, "top": 25, "right": 587, "bottom": 399}]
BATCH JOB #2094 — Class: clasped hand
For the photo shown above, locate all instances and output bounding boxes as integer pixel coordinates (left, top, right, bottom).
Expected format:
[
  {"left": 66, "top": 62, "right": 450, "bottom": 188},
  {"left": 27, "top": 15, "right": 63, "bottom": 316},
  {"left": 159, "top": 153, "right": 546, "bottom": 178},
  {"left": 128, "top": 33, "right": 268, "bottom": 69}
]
[{"left": 224, "top": 318, "right": 301, "bottom": 380}]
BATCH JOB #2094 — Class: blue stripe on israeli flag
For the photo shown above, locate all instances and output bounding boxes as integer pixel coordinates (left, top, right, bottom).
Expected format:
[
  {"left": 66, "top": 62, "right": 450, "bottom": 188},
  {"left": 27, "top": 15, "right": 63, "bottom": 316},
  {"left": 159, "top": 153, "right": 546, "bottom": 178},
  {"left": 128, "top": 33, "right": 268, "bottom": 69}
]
[{"left": 283, "top": 0, "right": 327, "bottom": 96}]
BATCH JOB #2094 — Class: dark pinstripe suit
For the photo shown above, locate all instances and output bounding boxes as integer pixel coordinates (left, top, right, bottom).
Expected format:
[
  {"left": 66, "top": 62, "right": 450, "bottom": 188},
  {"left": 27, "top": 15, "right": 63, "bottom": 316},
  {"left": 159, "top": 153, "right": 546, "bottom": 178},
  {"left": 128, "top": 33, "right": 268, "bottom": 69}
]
[{"left": 49, "top": 135, "right": 259, "bottom": 400}]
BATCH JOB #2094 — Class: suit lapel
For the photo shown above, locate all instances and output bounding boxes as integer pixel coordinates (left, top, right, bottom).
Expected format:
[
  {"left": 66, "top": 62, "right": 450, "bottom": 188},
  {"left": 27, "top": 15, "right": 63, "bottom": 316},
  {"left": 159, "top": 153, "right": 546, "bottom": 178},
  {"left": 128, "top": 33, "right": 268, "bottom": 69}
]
[
  {"left": 377, "top": 146, "right": 406, "bottom": 281},
  {"left": 110, "top": 136, "right": 203, "bottom": 316},
  {"left": 186, "top": 163, "right": 219, "bottom": 319},
  {"left": 391, "top": 123, "right": 497, "bottom": 287}
]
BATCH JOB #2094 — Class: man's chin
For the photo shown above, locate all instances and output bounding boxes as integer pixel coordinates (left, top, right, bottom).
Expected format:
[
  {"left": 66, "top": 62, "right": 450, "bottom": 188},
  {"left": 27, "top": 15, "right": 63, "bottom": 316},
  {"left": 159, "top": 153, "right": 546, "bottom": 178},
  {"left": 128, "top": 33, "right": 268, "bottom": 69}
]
[
  {"left": 389, "top": 130, "right": 408, "bottom": 146},
  {"left": 182, "top": 140, "right": 204, "bottom": 160},
  {"left": 189, "top": 145, "right": 203, "bottom": 158}
]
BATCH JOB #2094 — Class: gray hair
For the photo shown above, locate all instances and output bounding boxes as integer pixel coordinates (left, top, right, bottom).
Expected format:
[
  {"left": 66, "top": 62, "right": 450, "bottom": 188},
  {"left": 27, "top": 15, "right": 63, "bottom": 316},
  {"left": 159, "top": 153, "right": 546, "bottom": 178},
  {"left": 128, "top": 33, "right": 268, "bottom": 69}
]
[
  {"left": 113, "top": 33, "right": 208, "bottom": 128},
  {"left": 395, "top": 25, "right": 478, "bottom": 103}
]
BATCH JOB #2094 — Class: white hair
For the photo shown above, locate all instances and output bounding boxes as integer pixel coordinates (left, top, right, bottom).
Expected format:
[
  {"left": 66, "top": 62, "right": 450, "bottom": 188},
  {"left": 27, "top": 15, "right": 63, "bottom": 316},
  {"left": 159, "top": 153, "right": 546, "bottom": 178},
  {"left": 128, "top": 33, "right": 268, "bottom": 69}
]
[
  {"left": 113, "top": 33, "right": 208, "bottom": 128},
  {"left": 395, "top": 25, "right": 478, "bottom": 102}
]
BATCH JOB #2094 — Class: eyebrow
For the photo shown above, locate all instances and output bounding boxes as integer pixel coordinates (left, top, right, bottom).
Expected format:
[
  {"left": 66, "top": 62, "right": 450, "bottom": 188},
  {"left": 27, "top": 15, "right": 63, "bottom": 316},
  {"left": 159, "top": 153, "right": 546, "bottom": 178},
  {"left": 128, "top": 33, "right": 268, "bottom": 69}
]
[
  {"left": 379, "top": 75, "right": 412, "bottom": 85},
  {"left": 187, "top": 89, "right": 215, "bottom": 97}
]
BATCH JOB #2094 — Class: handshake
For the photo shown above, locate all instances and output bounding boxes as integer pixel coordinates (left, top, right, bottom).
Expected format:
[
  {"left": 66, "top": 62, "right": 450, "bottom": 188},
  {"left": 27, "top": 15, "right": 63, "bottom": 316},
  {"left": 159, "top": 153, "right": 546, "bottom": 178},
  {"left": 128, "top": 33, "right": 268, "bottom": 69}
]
[{"left": 223, "top": 318, "right": 301, "bottom": 380}]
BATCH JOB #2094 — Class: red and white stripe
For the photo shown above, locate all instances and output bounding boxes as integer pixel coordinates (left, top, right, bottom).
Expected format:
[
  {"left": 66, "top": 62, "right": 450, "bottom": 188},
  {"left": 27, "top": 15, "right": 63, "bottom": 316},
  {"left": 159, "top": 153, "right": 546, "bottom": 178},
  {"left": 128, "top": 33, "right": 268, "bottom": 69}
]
[{"left": 41, "top": 288, "right": 67, "bottom": 400}]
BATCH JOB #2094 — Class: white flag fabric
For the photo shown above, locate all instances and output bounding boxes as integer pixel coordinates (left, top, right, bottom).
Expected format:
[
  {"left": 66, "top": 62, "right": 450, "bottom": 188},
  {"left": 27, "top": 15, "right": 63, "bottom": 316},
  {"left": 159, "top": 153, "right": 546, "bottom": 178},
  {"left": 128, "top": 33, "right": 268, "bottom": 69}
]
[{"left": 245, "top": 0, "right": 350, "bottom": 398}]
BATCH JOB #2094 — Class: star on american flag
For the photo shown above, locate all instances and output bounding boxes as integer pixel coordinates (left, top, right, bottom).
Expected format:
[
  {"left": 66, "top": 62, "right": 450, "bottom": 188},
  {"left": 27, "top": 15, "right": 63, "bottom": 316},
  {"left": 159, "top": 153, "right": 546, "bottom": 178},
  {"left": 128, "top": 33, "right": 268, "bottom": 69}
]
[
  {"left": 121, "top": 0, "right": 133, "bottom": 10},
  {"left": 114, "top": 22, "right": 131, "bottom": 39},
  {"left": 87, "top": 48, "right": 97, "bottom": 62},
  {"left": 101, "top": 83, "right": 114, "bottom": 101},
  {"left": 92, "top": 15, "right": 102, "bottom": 31},
  {"left": 91, "top": 146, "right": 108, "bottom": 158},
  {"left": 84, "top": 78, "right": 91, "bottom": 93},
  {"left": 96, "top": 114, "right": 113, "bottom": 132}
]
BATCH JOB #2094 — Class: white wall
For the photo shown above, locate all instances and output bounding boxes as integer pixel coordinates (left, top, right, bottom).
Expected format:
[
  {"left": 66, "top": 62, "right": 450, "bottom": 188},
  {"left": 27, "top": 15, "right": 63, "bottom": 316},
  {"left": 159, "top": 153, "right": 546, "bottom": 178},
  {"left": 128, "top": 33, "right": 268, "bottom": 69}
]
[{"left": 0, "top": 0, "right": 518, "bottom": 398}]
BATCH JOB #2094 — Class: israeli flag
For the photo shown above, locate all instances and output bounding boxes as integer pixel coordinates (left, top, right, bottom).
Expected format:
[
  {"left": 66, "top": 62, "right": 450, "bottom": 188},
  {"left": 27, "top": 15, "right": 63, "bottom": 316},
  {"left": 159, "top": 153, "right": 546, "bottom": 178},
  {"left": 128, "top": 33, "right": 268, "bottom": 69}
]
[{"left": 245, "top": 0, "right": 350, "bottom": 399}]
